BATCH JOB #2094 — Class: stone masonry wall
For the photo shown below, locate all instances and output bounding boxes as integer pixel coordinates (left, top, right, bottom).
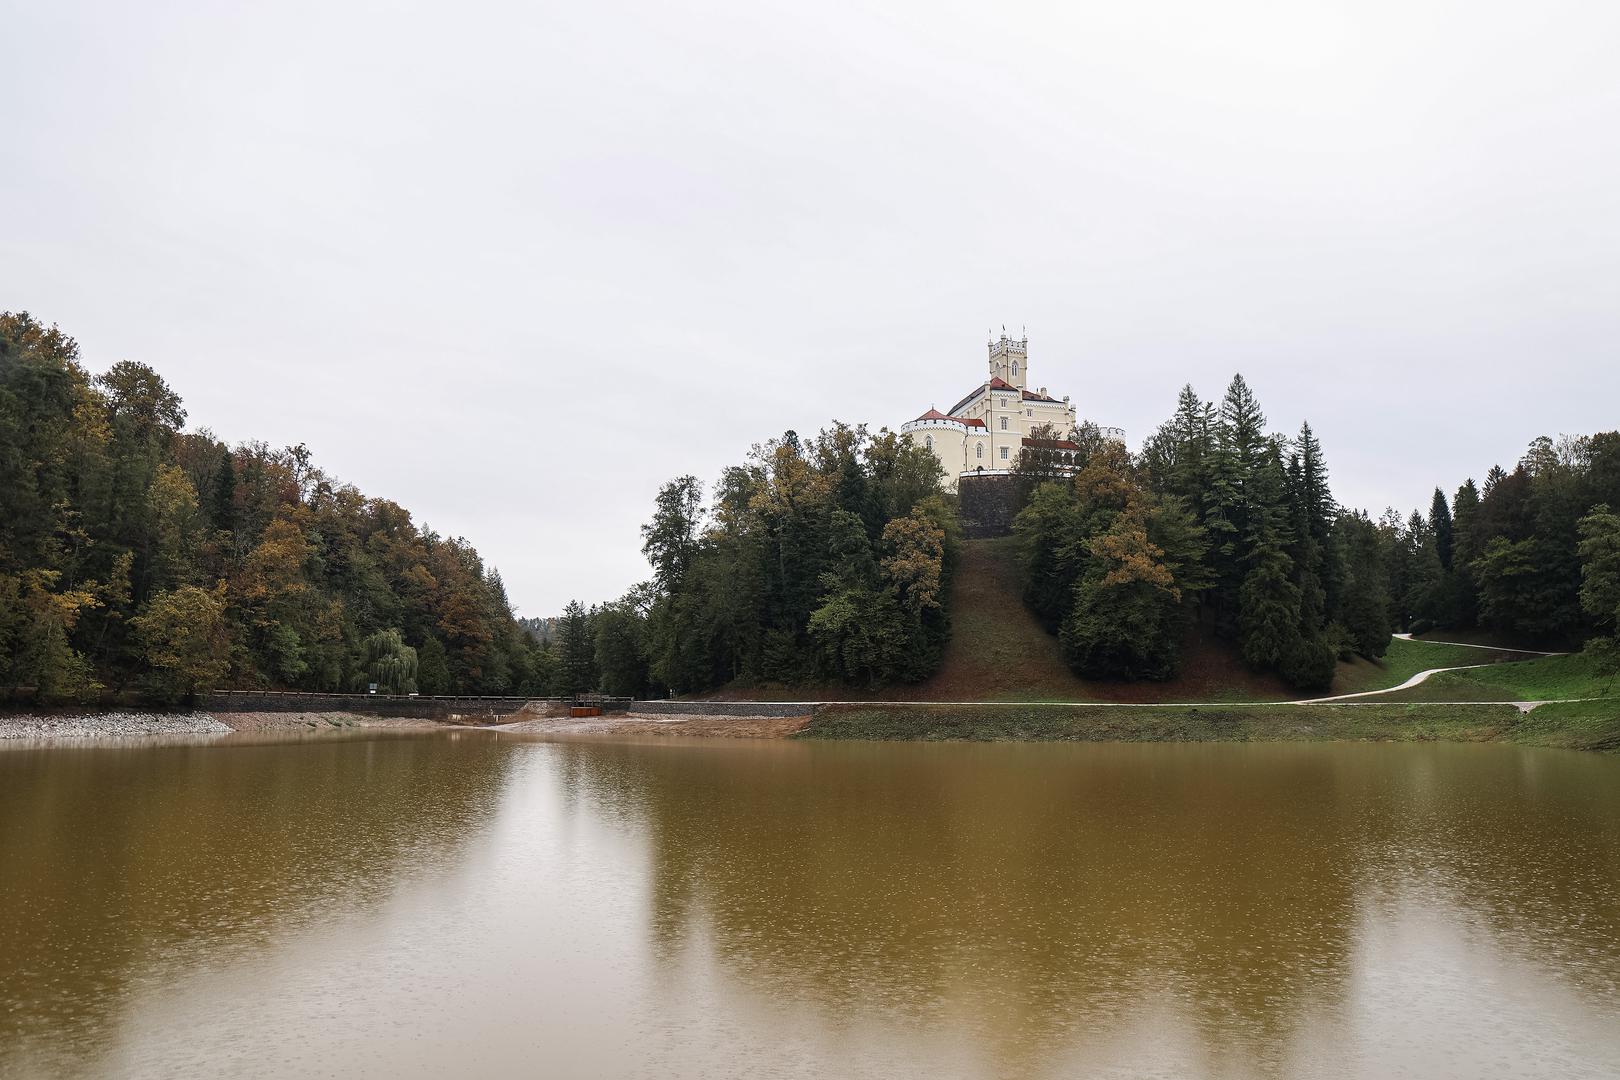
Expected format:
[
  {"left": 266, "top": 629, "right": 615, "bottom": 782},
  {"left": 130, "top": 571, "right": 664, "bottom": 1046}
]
[
  {"left": 957, "top": 473, "right": 1021, "bottom": 539},
  {"left": 202, "top": 691, "right": 544, "bottom": 718}
]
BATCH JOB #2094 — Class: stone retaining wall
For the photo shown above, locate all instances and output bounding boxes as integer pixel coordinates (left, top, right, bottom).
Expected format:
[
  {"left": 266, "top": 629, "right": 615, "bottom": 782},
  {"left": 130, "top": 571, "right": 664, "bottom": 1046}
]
[
  {"left": 957, "top": 473, "right": 1021, "bottom": 538},
  {"left": 202, "top": 691, "right": 544, "bottom": 718}
]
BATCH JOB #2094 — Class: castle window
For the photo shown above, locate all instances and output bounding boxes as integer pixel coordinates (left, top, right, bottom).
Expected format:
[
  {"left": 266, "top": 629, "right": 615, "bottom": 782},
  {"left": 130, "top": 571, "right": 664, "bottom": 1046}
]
[
  {"left": 1000, "top": 417, "right": 1008, "bottom": 430},
  {"left": 925, "top": 435, "right": 933, "bottom": 450},
  {"left": 1013, "top": 362, "right": 1019, "bottom": 377},
  {"left": 1000, "top": 446, "right": 1009, "bottom": 460},
  {"left": 976, "top": 443, "right": 983, "bottom": 459}
]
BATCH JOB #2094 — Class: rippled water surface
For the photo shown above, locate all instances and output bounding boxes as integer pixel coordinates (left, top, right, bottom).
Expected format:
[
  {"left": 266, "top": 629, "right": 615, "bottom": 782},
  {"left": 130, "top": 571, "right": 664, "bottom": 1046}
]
[{"left": 2, "top": 733, "right": 1618, "bottom": 1079}]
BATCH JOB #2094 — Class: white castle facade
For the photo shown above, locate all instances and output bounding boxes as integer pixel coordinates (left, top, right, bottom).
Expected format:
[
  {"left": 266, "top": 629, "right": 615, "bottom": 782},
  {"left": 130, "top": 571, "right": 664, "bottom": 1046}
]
[{"left": 901, "top": 332, "right": 1085, "bottom": 491}]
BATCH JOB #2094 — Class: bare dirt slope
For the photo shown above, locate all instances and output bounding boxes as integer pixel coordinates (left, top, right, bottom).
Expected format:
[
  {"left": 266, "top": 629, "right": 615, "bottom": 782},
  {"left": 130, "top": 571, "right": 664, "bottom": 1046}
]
[{"left": 905, "top": 537, "right": 1292, "bottom": 702}]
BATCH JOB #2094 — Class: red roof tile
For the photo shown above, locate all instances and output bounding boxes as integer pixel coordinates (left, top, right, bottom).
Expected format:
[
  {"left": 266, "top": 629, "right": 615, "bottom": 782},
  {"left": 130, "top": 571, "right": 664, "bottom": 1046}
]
[{"left": 913, "top": 408, "right": 988, "bottom": 429}]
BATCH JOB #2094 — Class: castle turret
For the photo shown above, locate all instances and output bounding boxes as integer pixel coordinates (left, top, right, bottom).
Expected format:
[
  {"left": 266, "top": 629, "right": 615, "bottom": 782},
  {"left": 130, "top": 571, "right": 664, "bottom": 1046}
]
[{"left": 988, "top": 329, "right": 1028, "bottom": 390}]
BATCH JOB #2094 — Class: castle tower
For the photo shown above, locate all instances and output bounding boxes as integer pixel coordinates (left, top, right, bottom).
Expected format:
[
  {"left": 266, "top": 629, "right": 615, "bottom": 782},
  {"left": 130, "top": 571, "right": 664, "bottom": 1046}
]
[{"left": 988, "top": 329, "right": 1028, "bottom": 389}]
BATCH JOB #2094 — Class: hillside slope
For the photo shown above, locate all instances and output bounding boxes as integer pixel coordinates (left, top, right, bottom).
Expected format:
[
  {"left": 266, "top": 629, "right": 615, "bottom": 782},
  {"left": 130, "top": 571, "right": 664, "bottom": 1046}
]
[
  {"left": 906, "top": 537, "right": 1294, "bottom": 702},
  {"left": 702, "top": 536, "right": 1539, "bottom": 703}
]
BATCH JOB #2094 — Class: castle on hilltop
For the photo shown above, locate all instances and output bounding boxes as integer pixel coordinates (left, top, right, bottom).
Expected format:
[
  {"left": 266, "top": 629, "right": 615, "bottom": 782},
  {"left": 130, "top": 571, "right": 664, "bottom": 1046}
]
[{"left": 902, "top": 331, "right": 1086, "bottom": 491}]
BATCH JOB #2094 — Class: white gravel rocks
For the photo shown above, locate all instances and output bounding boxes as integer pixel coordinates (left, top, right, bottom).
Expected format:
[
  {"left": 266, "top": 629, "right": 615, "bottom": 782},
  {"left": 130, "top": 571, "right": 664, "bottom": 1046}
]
[{"left": 0, "top": 712, "right": 233, "bottom": 740}]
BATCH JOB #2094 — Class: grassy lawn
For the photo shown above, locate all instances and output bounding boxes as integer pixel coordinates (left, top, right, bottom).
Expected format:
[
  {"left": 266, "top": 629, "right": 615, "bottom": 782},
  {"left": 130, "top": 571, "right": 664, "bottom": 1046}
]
[
  {"left": 1508, "top": 699, "right": 1620, "bottom": 751},
  {"left": 1388, "top": 651, "right": 1617, "bottom": 703},
  {"left": 799, "top": 700, "right": 1620, "bottom": 751},
  {"left": 1328, "top": 636, "right": 1524, "bottom": 696}
]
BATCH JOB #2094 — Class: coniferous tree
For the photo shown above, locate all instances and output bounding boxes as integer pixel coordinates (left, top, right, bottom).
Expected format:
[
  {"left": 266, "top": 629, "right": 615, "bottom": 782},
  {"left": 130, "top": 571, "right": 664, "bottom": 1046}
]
[
  {"left": 1332, "top": 511, "right": 1393, "bottom": 658},
  {"left": 1429, "top": 488, "right": 1454, "bottom": 570},
  {"left": 210, "top": 450, "right": 237, "bottom": 534},
  {"left": 557, "top": 600, "right": 597, "bottom": 697}
]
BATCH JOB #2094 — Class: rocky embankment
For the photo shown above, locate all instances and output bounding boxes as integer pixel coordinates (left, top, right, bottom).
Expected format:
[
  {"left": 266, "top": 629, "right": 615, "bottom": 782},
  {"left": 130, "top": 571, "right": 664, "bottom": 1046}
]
[
  {"left": 0, "top": 710, "right": 450, "bottom": 742},
  {"left": 0, "top": 712, "right": 233, "bottom": 740}
]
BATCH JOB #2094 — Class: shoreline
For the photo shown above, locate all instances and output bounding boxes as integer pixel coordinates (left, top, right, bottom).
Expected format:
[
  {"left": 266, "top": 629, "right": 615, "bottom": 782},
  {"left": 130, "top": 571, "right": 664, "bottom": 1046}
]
[
  {"left": 800, "top": 701, "right": 1620, "bottom": 752},
  {"left": 0, "top": 710, "right": 453, "bottom": 744},
  {"left": 4, "top": 699, "right": 1615, "bottom": 752}
]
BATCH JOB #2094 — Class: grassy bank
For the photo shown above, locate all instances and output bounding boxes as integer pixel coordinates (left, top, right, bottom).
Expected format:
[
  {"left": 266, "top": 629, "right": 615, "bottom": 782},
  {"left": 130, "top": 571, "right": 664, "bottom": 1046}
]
[
  {"left": 1329, "top": 636, "right": 1521, "bottom": 695},
  {"left": 798, "top": 700, "right": 1620, "bottom": 752},
  {"left": 1388, "top": 651, "right": 1616, "bottom": 703}
]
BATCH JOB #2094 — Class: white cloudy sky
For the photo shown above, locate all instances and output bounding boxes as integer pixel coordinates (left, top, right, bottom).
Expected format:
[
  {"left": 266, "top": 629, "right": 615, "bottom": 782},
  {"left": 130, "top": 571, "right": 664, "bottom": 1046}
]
[{"left": 5, "top": 0, "right": 1618, "bottom": 614}]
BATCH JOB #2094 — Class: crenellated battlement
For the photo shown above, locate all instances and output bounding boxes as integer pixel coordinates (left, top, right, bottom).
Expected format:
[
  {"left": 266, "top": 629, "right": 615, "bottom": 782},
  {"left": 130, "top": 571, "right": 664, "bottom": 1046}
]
[
  {"left": 988, "top": 327, "right": 1029, "bottom": 388},
  {"left": 906, "top": 330, "right": 1081, "bottom": 491}
]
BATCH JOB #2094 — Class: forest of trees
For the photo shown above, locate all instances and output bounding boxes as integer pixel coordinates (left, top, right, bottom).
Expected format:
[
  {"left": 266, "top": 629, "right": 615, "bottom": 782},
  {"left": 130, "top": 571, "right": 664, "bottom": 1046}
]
[
  {"left": 1386, "top": 434, "right": 1620, "bottom": 645},
  {"left": 8, "top": 311, "right": 1616, "bottom": 705},
  {"left": 1016, "top": 374, "right": 1620, "bottom": 692},
  {"left": 557, "top": 425, "right": 958, "bottom": 698},
  {"left": 1018, "top": 377, "right": 1354, "bottom": 691},
  {"left": 0, "top": 311, "right": 553, "bottom": 702}
]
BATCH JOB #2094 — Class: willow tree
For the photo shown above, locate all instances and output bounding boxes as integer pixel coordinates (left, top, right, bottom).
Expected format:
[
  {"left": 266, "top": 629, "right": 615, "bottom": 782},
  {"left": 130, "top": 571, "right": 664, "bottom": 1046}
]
[{"left": 363, "top": 628, "right": 418, "bottom": 694}]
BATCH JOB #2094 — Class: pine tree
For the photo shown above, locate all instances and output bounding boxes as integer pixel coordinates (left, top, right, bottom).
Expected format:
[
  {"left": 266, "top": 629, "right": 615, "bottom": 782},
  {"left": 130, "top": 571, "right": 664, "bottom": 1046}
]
[
  {"left": 210, "top": 450, "right": 236, "bottom": 534},
  {"left": 1429, "top": 488, "right": 1454, "bottom": 570},
  {"left": 1239, "top": 545, "right": 1302, "bottom": 669},
  {"left": 1236, "top": 445, "right": 1305, "bottom": 671},
  {"left": 557, "top": 599, "right": 597, "bottom": 697},
  {"left": 1333, "top": 511, "right": 1393, "bottom": 658},
  {"left": 1404, "top": 509, "right": 1442, "bottom": 630},
  {"left": 1295, "top": 422, "right": 1340, "bottom": 617},
  {"left": 1204, "top": 375, "right": 1269, "bottom": 632},
  {"left": 1140, "top": 384, "right": 1213, "bottom": 505},
  {"left": 1452, "top": 479, "right": 1482, "bottom": 566}
]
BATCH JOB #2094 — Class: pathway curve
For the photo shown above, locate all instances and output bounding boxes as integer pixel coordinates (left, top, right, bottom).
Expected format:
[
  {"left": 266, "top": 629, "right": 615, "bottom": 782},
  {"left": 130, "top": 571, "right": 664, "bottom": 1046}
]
[
  {"left": 1288, "top": 635, "right": 1564, "bottom": 704},
  {"left": 701, "top": 637, "right": 1584, "bottom": 711},
  {"left": 464, "top": 640, "right": 1589, "bottom": 722}
]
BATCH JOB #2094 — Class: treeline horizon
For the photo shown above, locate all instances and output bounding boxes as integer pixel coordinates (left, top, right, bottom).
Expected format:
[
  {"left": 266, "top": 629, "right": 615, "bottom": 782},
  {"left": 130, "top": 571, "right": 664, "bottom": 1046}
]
[
  {"left": 6, "top": 310, "right": 1617, "bottom": 704},
  {"left": 0, "top": 311, "right": 558, "bottom": 702},
  {"left": 549, "top": 426, "right": 959, "bottom": 699},
  {"left": 560, "top": 378, "right": 1619, "bottom": 698},
  {"left": 1014, "top": 374, "right": 1619, "bottom": 692}
]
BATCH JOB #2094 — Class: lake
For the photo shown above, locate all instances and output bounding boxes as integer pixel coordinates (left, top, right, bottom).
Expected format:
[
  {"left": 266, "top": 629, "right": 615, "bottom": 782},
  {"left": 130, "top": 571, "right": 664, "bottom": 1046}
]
[{"left": 2, "top": 732, "right": 1617, "bottom": 1079}]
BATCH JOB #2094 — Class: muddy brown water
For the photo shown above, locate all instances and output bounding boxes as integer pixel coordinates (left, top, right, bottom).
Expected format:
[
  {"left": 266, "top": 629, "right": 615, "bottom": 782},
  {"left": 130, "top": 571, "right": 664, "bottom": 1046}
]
[{"left": 2, "top": 732, "right": 1618, "bottom": 1079}]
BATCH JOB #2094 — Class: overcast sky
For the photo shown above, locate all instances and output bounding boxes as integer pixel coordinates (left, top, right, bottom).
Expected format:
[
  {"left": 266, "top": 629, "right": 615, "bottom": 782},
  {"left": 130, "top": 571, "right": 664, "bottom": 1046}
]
[{"left": 4, "top": 0, "right": 1618, "bottom": 615}]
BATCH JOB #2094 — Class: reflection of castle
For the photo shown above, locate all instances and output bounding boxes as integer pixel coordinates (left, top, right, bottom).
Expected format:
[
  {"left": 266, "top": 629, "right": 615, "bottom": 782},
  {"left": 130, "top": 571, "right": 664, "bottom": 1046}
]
[{"left": 901, "top": 331, "right": 1082, "bottom": 491}]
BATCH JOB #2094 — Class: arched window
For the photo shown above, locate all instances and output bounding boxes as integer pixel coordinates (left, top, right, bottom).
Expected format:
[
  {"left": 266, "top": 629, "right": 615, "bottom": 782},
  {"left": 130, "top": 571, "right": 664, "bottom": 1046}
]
[
  {"left": 925, "top": 434, "right": 933, "bottom": 450},
  {"left": 1012, "top": 361, "right": 1020, "bottom": 377},
  {"left": 976, "top": 443, "right": 984, "bottom": 459}
]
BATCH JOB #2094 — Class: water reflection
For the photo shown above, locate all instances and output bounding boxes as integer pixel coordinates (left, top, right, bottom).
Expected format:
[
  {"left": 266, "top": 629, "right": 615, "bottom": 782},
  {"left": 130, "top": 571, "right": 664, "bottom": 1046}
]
[
  {"left": 0, "top": 732, "right": 513, "bottom": 1077},
  {"left": 2, "top": 734, "right": 1617, "bottom": 1079},
  {"left": 555, "top": 739, "right": 1620, "bottom": 1077}
]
